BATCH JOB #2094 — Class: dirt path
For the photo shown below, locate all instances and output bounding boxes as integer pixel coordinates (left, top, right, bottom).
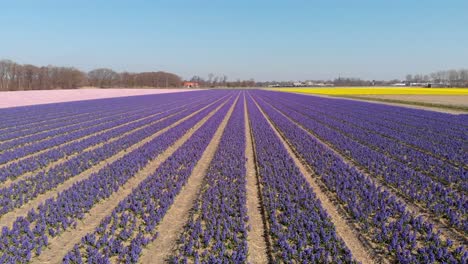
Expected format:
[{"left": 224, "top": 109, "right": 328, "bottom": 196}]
[
  {"left": 0, "top": 97, "right": 228, "bottom": 231},
  {"left": 250, "top": 94, "right": 375, "bottom": 264},
  {"left": 138, "top": 95, "right": 239, "bottom": 264},
  {"left": 243, "top": 94, "right": 269, "bottom": 263},
  {"left": 0, "top": 98, "right": 212, "bottom": 189},
  {"left": 30, "top": 96, "right": 233, "bottom": 264},
  {"left": 257, "top": 95, "right": 467, "bottom": 248}
]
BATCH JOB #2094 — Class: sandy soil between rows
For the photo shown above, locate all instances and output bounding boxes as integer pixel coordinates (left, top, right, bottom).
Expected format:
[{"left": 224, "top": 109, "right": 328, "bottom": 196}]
[
  {"left": 0, "top": 88, "right": 201, "bottom": 109},
  {"left": 30, "top": 97, "right": 230, "bottom": 264},
  {"left": 250, "top": 94, "right": 374, "bottom": 264},
  {"left": 139, "top": 95, "right": 238, "bottom": 263},
  {"left": 259, "top": 95, "right": 466, "bottom": 248},
  {"left": 244, "top": 94, "right": 269, "bottom": 263}
]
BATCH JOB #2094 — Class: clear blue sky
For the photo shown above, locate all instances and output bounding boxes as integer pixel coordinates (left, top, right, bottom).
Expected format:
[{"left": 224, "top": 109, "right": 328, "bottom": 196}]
[{"left": 1, "top": 0, "right": 467, "bottom": 81}]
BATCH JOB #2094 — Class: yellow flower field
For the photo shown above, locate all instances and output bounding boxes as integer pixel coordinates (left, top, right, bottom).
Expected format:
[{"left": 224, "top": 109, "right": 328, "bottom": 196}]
[{"left": 270, "top": 87, "right": 468, "bottom": 95}]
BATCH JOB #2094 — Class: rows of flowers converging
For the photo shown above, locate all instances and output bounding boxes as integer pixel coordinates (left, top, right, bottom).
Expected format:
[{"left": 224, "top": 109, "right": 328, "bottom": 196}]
[
  {"left": 0, "top": 97, "right": 224, "bottom": 217},
  {"left": 257, "top": 95, "right": 467, "bottom": 233},
  {"left": 0, "top": 101, "right": 110, "bottom": 131},
  {"left": 0, "top": 107, "right": 170, "bottom": 181},
  {"left": 0, "top": 95, "right": 216, "bottom": 183},
  {"left": 325, "top": 95, "right": 468, "bottom": 138},
  {"left": 0, "top": 107, "right": 105, "bottom": 135},
  {"left": 0, "top": 109, "right": 139, "bottom": 154},
  {"left": 0, "top": 109, "right": 171, "bottom": 166},
  {"left": 62, "top": 95, "right": 236, "bottom": 264},
  {"left": 322, "top": 109, "right": 467, "bottom": 171},
  {"left": 0, "top": 93, "right": 232, "bottom": 263},
  {"left": 307, "top": 102, "right": 467, "bottom": 167},
  {"left": 272, "top": 92, "right": 467, "bottom": 168},
  {"left": 0, "top": 95, "right": 166, "bottom": 142},
  {"left": 246, "top": 95, "right": 355, "bottom": 263},
  {"left": 262, "top": 95, "right": 467, "bottom": 193},
  {"left": 273, "top": 91, "right": 467, "bottom": 145},
  {"left": 308, "top": 104, "right": 466, "bottom": 191},
  {"left": 170, "top": 96, "right": 248, "bottom": 263},
  {"left": 252, "top": 92, "right": 466, "bottom": 263},
  {"left": 265, "top": 91, "right": 467, "bottom": 165},
  {"left": 0, "top": 103, "right": 141, "bottom": 144},
  {"left": 0, "top": 92, "right": 209, "bottom": 142},
  {"left": 0, "top": 92, "right": 201, "bottom": 131}
]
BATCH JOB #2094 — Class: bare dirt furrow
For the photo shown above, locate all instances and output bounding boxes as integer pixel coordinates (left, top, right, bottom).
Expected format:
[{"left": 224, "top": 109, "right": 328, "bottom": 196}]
[
  {"left": 250, "top": 94, "right": 376, "bottom": 264},
  {"left": 256, "top": 95, "right": 468, "bottom": 248},
  {"left": 243, "top": 93, "right": 270, "bottom": 264},
  {"left": 0, "top": 97, "right": 228, "bottom": 231},
  {"left": 0, "top": 96, "right": 212, "bottom": 171},
  {"left": 138, "top": 95, "right": 239, "bottom": 264},
  {"left": 0, "top": 98, "right": 214, "bottom": 189},
  {"left": 30, "top": 96, "right": 233, "bottom": 264}
]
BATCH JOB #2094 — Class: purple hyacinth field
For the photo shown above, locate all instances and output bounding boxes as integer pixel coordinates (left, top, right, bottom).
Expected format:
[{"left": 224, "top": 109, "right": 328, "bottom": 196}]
[{"left": 0, "top": 90, "right": 466, "bottom": 263}]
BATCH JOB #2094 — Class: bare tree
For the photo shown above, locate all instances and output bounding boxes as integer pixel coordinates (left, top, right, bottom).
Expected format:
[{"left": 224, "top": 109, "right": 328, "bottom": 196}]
[
  {"left": 448, "top": 70, "right": 459, "bottom": 82},
  {"left": 88, "top": 68, "right": 119, "bottom": 88},
  {"left": 459, "top": 69, "right": 468, "bottom": 81},
  {"left": 0, "top": 60, "right": 15, "bottom": 91},
  {"left": 207, "top": 73, "right": 214, "bottom": 86},
  {"left": 222, "top": 75, "right": 227, "bottom": 86},
  {"left": 405, "top": 74, "right": 413, "bottom": 82}
]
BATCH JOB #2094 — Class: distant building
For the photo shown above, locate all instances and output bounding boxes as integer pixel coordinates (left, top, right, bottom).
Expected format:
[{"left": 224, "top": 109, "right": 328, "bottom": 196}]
[
  {"left": 183, "top": 82, "right": 199, "bottom": 88},
  {"left": 391, "top": 83, "right": 407, "bottom": 87}
]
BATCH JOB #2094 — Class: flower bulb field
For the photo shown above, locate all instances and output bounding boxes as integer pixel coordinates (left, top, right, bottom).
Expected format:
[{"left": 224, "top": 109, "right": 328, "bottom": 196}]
[{"left": 0, "top": 89, "right": 466, "bottom": 263}]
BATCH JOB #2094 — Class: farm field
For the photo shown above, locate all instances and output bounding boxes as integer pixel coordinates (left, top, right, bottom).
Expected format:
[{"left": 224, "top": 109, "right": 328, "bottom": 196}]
[
  {"left": 341, "top": 94, "right": 468, "bottom": 109},
  {"left": 0, "top": 88, "right": 199, "bottom": 109},
  {"left": 0, "top": 89, "right": 466, "bottom": 263},
  {"left": 273, "top": 87, "right": 468, "bottom": 113},
  {"left": 272, "top": 87, "right": 468, "bottom": 95}
]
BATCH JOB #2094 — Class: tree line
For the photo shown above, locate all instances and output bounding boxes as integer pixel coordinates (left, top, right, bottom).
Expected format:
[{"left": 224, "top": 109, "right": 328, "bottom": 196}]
[
  {"left": 87, "top": 68, "right": 181, "bottom": 88},
  {"left": 2, "top": 59, "right": 467, "bottom": 90},
  {"left": 189, "top": 74, "right": 256, "bottom": 88},
  {"left": 406, "top": 69, "right": 468, "bottom": 86},
  {"left": 0, "top": 59, "right": 182, "bottom": 91}
]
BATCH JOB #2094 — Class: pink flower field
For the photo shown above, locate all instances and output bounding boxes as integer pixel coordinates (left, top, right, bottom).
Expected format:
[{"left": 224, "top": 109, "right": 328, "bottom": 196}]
[{"left": 0, "top": 88, "right": 200, "bottom": 109}]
